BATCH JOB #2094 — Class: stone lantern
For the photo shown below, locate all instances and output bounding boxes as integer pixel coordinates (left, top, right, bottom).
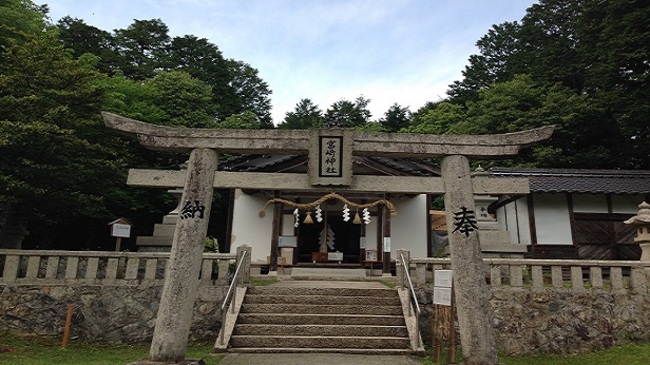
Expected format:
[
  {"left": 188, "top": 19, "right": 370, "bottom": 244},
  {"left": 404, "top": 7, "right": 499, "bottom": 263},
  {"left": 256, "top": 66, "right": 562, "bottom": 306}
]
[{"left": 624, "top": 201, "right": 650, "bottom": 261}]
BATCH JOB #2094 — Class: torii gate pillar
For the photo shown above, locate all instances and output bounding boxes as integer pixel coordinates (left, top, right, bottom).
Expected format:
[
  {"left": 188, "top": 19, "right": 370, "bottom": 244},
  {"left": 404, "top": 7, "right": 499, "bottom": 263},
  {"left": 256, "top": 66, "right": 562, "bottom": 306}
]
[
  {"left": 149, "top": 148, "right": 218, "bottom": 363},
  {"left": 441, "top": 155, "right": 498, "bottom": 365}
]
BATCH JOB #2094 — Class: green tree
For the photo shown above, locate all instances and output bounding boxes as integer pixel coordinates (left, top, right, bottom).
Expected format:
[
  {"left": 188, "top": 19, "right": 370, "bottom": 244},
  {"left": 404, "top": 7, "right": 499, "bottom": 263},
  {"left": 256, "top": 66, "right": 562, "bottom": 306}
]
[
  {"left": 445, "top": 0, "right": 650, "bottom": 168},
  {"left": 278, "top": 98, "right": 324, "bottom": 129},
  {"left": 224, "top": 60, "right": 273, "bottom": 128},
  {"left": 56, "top": 16, "right": 120, "bottom": 75},
  {"left": 147, "top": 70, "right": 217, "bottom": 128},
  {"left": 0, "top": 0, "right": 48, "bottom": 54},
  {"left": 98, "top": 73, "right": 166, "bottom": 124},
  {"left": 113, "top": 19, "right": 171, "bottom": 80},
  {"left": 447, "top": 21, "right": 522, "bottom": 104},
  {"left": 380, "top": 103, "right": 411, "bottom": 132},
  {"left": 0, "top": 30, "right": 123, "bottom": 247},
  {"left": 405, "top": 102, "right": 466, "bottom": 135},
  {"left": 216, "top": 110, "right": 263, "bottom": 129},
  {"left": 324, "top": 96, "right": 372, "bottom": 128},
  {"left": 168, "top": 35, "right": 231, "bottom": 120},
  {"left": 452, "top": 75, "right": 617, "bottom": 168}
]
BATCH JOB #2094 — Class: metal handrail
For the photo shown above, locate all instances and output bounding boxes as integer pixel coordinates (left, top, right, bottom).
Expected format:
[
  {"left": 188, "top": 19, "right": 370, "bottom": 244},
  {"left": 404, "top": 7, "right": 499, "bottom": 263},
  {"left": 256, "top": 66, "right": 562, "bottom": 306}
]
[
  {"left": 219, "top": 250, "right": 248, "bottom": 345},
  {"left": 400, "top": 253, "right": 421, "bottom": 348}
]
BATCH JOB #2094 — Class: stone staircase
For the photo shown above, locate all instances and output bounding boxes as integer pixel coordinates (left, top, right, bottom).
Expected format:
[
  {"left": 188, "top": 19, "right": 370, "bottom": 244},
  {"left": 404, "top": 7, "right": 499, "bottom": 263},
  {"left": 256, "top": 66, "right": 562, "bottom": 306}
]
[{"left": 218, "top": 282, "right": 421, "bottom": 354}]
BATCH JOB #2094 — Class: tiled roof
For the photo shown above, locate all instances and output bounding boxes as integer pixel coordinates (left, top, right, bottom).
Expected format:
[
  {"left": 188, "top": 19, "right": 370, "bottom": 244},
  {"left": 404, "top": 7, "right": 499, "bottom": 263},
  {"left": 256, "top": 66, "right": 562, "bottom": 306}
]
[
  {"left": 489, "top": 168, "right": 650, "bottom": 194},
  {"left": 220, "top": 155, "right": 306, "bottom": 172},
  {"left": 220, "top": 154, "right": 440, "bottom": 177}
]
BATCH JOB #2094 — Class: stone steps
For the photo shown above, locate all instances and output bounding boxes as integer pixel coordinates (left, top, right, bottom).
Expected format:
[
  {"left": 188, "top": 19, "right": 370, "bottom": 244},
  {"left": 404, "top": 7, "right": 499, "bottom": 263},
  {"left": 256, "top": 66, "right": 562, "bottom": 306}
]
[
  {"left": 233, "top": 324, "right": 409, "bottom": 337},
  {"left": 243, "top": 294, "right": 401, "bottom": 306},
  {"left": 237, "top": 313, "right": 406, "bottom": 326},
  {"left": 230, "top": 335, "right": 411, "bottom": 349},
  {"left": 226, "top": 283, "right": 414, "bottom": 354},
  {"left": 239, "top": 303, "right": 404, "bottom": 315},
  {"left": 246, "top": 286, "right": 396, "bottom": 297},
  {"left": 227, "top": 347, "right": 415, "bottom": 355}
]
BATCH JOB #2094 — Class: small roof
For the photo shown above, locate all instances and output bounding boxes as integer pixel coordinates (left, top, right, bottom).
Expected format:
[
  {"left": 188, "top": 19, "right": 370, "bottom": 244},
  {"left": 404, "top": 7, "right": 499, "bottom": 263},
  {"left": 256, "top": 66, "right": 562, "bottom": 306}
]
[{"left": 489, "top": 168, "right": 650, "bottom": 195}]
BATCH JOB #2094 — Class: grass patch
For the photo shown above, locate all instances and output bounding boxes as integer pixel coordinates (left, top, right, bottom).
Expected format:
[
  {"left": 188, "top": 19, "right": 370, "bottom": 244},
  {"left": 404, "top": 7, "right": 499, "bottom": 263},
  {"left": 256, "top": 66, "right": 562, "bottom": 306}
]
[
  {"left": 249, "top": 277, "right": 278, "bottom": 286},
  {"left": 380, "top": 279, "right": 397, "bottom": 288},
  {"left": 421, "top": 343, "right": 650, "bottom": 365},
  {"left": 0, "top": 335, "right": 223, "bottom": 365}
]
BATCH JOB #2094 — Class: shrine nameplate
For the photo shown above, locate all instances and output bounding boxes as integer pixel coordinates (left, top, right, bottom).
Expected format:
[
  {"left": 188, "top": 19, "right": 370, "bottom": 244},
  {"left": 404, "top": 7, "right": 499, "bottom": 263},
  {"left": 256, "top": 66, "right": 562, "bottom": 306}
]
[{"left": 308, "top": 129, "right": 353, "bottom": 186}]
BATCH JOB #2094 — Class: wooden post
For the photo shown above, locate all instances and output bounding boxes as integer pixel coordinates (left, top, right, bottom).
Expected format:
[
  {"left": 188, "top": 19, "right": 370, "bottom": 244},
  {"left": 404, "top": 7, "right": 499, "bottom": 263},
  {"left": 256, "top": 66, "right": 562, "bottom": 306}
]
[
  {"left": 432, "top": 304, "right": 440, "bottom": 362},
  {"left": 448, "top": 283, "right": 457, "bottom": 364},
  {"left": 382, "top": 205, "right": 391, "bottom": 275},
  {"left": 61, "top": 304, "right": 74, "bottom": 348},
  {"left": 270, "top": 199, "right": 282, "bottom": 271},
  {"left": 114, "top": 237, "right": 121, "bottom": 252}
]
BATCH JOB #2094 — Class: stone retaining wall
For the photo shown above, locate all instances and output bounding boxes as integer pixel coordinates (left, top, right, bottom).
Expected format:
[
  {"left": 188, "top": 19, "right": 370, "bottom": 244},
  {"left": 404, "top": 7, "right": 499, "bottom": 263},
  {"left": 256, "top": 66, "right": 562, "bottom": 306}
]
[
  {"left": 417, "top": 287, "right": 650, "bottom": 355},
  {"left": 0, "top": 284, "right": 226, "bottom": 343},
  {"left": 2, "top": 282, "right": 649, "bottom": 355}
]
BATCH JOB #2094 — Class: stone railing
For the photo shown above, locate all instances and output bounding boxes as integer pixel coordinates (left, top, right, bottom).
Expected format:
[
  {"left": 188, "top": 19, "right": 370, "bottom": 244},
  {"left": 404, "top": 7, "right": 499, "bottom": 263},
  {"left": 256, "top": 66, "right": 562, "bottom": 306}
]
[
  {"left": 408, "top": 257, "right": 650, "bottom": 293},
  {"left": 0, "top": 249, "right": 236, "bottom": 287}
]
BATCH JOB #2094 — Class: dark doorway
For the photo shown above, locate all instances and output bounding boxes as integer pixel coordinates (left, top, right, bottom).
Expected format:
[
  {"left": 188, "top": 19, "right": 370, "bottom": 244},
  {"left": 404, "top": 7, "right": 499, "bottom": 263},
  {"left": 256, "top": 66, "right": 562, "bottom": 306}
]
[{"left": 296, "top": 214, "right": 362, "bottom": 264}]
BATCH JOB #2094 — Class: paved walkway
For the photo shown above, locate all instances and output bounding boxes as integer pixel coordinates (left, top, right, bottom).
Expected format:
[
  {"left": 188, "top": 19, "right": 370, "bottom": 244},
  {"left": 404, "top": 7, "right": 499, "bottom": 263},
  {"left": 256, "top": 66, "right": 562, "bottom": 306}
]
[{"left": 217, "top": 353, "right": 423, "bottom": 365}]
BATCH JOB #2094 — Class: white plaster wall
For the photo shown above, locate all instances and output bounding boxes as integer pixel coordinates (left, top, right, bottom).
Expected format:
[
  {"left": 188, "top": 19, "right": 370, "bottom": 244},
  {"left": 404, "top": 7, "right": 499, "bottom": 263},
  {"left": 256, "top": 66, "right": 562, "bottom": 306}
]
[
  {"left": 282, "top": 214, "right": 295, "bottom": 235},
  {"left": 391, "top": 195, "right": 428, "bottom": 257},
  {"left": 572, "top": 194, "right": 607, "bottom": 213},
  {"left": 612, "top": 194, "right": 645, "bottom": 213},
  {"left": 514, "top": 197, "right": 532, "bottom": 245},
  {"left": 533, "top": 193, "right": 573, "bottom": 245},
  {"left": 230, "top": 190, "right": 273, "bottom": 262},
  {"left": 498, "top": 197, "right": 531, "bottom": 245}
]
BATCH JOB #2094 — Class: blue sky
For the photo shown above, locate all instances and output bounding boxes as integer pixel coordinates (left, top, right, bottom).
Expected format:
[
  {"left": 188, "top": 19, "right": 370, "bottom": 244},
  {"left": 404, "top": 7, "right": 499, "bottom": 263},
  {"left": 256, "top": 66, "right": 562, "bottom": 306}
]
[{"left": 37, "top": 0, "right": 535, "bottom": 124}]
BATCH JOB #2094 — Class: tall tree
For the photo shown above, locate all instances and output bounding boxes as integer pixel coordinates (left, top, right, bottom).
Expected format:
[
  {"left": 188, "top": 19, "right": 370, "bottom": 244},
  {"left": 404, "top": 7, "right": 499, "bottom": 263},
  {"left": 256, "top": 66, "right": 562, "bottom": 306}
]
[
  {"left": 380, "top": 103, "right": 411, "bottom": 132},
  {"left": 168, "top": 35, "right": 231, "bottom": 118},
  {"left": 113, "top": 19, "right": 171, "bottom": 80},
  {"left": 324, "top": 96, "right": 372, "bottom": 128},
  {"left": 147, "top": 70, "right": 217, "bottom": 128},
  {"left": 223, "top": 60, "right": 273, "bottom": 128},
  {"left": 56, "top": 16, "right": 120, "bottom": 75},
  {"left": 278, "top": 98, "right": 324, "bottom": 129},
  {"left": 445, "top": 0, "right": 650, "bottom": 168},
  {"left": 452, "top": 75, "right": 618, "bottom": 168},
  {"left": 447, "top": 21, "right": 522, "bottom": 104},
  {"left": 405, "top": 102, "right": 466, "bottom": 135},
  {"left": 0, "top": 30, "right": 123, "bottom": 247},
  {"left": 0, "top": 0, "right": 49, "bottom": 63}
]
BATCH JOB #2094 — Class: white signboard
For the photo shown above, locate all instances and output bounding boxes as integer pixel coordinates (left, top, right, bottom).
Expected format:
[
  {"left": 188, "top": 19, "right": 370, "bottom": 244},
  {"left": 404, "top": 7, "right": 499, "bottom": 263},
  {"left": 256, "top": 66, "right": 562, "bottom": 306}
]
[
  {"left": 433, "top": 287, "right": 452, "bottom": 306},
  {"left": 434, "top": 270, "right": 453, "bottom": 288},
  {"left": 433, "top": 269, "right": 453, "bottom": 306},
  {"left": 328, "top": 252, "right": 343, "bottom": 261},
  {"left": 278, "top": 236, "right": 297, "bottom": 248},
  {"left": 111, "top": 223, "right": 131, "bottom": 238}
]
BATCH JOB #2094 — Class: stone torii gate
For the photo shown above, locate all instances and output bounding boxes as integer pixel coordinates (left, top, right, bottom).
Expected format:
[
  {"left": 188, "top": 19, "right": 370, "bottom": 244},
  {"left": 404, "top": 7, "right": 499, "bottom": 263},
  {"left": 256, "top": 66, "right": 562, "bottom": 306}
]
[{"left": 102, "top": 112, "right": 553, "bottom": 365}]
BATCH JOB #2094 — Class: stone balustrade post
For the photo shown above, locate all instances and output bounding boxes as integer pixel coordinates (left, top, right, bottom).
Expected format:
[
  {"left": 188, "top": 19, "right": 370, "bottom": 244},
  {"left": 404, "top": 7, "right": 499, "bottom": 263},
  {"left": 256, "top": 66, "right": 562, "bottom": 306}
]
[
  {"left": 236, "top": 245, "right": 252, "bottom": 285},
  {"left": 396, "top": 249, "right": 409, "bottom": 289}
]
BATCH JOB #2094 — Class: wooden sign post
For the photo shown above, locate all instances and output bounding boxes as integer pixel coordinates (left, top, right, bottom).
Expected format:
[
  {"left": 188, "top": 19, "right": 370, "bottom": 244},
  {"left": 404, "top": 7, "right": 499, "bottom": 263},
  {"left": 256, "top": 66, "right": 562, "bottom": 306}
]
[
  {"left": 433, "top": 269, "right": 456, "bottom": 364},
  {"left": 108, "top": 218, "right": 131, "bottom": 251}
]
